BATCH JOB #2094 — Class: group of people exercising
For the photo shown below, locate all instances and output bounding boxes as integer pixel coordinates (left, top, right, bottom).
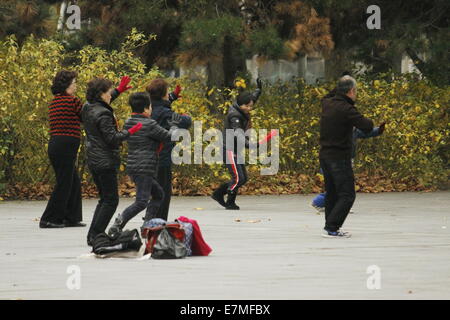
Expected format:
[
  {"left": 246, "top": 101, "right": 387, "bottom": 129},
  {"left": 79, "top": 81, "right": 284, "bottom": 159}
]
[{"left": 40, "top": 70, "right": 383, "bottom": 244}]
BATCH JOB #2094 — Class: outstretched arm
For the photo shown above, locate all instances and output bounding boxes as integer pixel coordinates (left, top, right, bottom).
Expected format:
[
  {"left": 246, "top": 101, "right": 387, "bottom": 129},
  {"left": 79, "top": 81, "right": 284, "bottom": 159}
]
[
  {"left": 163, "top": 108, "right": 192, "bottom": 130},
  {"left": 98, "top": 116, "right": 142, "bottom": 145},
  {"left": 355, "top": 122, "right": 385, "bottom": 139},
  {"left": 97, "top": 115, "right": 129, "bottom": 145},
  {"left": 348, "top": 106, "right": 374, "bottom": 134},
  {"left": 111, "top": 76, "right": 133, "bottom": 104},
  {"left": 168, "top": 84, "right": 182, "bottom": 103}
]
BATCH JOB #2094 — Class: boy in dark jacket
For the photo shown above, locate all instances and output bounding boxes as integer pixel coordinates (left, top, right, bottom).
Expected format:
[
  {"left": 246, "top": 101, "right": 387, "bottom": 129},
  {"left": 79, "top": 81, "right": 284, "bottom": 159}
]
[
  {"left": 211, "top": 79, "right": 270, "bottom": 210},
  {"left": 108, "top": 92, "right": 182, "bottom": 236},
  {"left": 146, "top": 79, "right": 192, "bottom": 221}
]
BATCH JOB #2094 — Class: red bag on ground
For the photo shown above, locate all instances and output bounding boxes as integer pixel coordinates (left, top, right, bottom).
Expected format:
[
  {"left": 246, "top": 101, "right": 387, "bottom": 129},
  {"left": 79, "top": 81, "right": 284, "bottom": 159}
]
[
  {"left": 177, "top": 216, "right": 212, "bottom": 256},
  {"left": 141, "top": 223, "right": 185, "bottom": 255}
]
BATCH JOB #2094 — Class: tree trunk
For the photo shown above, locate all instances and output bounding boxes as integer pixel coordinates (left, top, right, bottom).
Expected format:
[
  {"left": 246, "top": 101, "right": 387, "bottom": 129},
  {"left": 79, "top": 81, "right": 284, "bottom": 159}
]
[
  {"left": 57, "top": 1, "right": 69, "bottom": 32},
  {"left": 222, "top": 35, "right": 246, "bottom": 88}
]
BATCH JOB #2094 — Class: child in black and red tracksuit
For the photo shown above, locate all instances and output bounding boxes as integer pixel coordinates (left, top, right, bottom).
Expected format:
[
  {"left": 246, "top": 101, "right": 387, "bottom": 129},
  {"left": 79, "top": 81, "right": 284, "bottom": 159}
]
[{"left": 211, "top": 79, "right": 273, "bottom": 210}]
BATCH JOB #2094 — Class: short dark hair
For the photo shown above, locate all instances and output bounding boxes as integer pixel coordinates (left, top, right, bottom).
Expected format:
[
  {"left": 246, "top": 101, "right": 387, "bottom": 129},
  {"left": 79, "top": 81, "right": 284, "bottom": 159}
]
[
  {"left": 146, "top": 78, "right": 169, "bottom": 100},
  {"left": 236, "top": 92, "right": 254, "bottom": 106},
  {"left": 51, "top": 70, "right": 77, "bottom": 95},
  {"left": 129, "top": 92, "right": 151, "bottom": 113},
  {"left": 86, "top": 78, "right": 113, "bottom": 103}
]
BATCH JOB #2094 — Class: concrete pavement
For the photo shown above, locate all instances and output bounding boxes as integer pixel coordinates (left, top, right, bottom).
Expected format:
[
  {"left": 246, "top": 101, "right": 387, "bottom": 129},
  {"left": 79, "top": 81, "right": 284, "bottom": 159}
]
[{"left": 0, "top": 192, "right": 449, "bottom": 299}]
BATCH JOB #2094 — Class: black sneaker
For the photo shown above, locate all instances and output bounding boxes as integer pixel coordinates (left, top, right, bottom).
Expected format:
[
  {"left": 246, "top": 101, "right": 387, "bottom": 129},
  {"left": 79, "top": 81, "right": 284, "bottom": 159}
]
[
  {"left": 39, "top": 220, "right": 65, "bottom": 228},
  {"left": 225, "top": 203, "right": 240, "bottom": 210},
  {"left": 211, "top": 192, "right": 227, "bottom": 207}
]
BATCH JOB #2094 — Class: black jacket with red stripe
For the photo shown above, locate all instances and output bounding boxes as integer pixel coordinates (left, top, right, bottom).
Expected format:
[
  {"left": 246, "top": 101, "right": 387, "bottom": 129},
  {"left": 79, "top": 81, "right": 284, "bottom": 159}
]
[{"left": 223, "top": 103, "right": 255, "bottom": 156}]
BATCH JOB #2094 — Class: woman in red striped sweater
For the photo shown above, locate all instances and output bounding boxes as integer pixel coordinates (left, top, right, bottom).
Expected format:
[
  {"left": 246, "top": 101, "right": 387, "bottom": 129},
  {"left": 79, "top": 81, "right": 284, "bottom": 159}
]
[{"left": 40, "top": 70, "right": 85, "bottom": 228}]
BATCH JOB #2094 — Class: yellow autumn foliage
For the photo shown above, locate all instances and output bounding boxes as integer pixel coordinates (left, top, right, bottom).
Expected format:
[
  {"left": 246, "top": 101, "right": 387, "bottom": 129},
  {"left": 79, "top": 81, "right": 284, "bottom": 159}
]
[{"left": 0, "top": 31, "right": 449, "bottom": 199}]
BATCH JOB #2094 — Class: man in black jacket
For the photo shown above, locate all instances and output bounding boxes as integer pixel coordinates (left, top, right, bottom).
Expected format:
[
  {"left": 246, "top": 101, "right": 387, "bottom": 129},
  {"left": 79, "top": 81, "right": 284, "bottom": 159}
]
[
  {"left": 146, "top": 79, "right": 192, "bottom": 221},
  {"left": 211, "top": 80, "right": 263, "bottom": 210},
  {"left": 107, "top": 92, "right": 182, "bottom": 236},
  {"left": 81, "top": 77, "right": 141, "bottom": 245},
  {"left": 319, "top": 75, "right": 374, "bottom": 238}
]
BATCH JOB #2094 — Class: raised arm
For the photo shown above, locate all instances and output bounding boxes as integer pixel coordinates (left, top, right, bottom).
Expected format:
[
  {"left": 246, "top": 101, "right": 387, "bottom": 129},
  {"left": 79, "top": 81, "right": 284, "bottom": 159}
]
[
  {"left": 111, "top": 76, "right": 133, "bottom": 104},
  {"left": 355, "top": 122, "right": 385, "bottom": 139},
  {"left": 347, "top": 106, "right": 374, "bottom": 134},
  {"left": 252, "top": 78, "right": 263, "bottom": 104},
  {"left": 98, "top": 114, "right": 142, "bottom": 145}
]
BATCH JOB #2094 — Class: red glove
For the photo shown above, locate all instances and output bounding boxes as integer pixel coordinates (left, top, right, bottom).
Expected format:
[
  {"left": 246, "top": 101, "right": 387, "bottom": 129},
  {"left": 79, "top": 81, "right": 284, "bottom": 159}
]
[
  {"left": 173, "top": 84, "right": 182, "bottom": 98},
  {"left": 128, "top": 122, "right": 142, "bottom": 135},
  {"left": 258, "top": 129, "right": 278, "bottom": 145},
  {"left": 117, "top": 76, "right": 133, "bottom": 93}
]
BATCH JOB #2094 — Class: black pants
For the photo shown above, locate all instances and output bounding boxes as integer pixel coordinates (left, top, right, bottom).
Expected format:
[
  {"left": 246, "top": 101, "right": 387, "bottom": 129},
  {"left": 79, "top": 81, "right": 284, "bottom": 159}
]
[
  {"left": 41, "top": 139, "right": 82, "bottom": 224},
  {"left": 121, "top": 175, "right": 165, "bottom": 224},
  {"left": 225, "top": 149, "right": 248, "bottom": 192},
  {"left": 87, "top": 169, "right": 118, "bottom": 241},
  {"left": 320, "top": 158, "right": 356, "bottom": 232},
  {"left": 156, "top": 165, "right": 172, "bottom": 221}
]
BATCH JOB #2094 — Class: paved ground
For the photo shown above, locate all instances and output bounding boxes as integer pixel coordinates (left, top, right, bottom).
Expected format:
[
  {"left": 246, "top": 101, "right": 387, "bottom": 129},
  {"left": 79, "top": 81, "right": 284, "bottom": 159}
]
[{"left": 0, "top": 192, "right": 449, "bottom": 300}]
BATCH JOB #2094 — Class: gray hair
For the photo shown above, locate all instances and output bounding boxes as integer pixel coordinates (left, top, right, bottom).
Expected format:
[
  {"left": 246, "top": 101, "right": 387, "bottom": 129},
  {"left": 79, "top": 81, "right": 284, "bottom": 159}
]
[{"left": 336, "top": 75, "right": 357, "bottom": 95}]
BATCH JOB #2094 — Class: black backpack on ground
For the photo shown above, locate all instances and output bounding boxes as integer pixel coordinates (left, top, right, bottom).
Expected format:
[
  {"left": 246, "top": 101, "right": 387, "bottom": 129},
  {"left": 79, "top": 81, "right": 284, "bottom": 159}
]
[{"left": 92, "top": 229, "right": 142, "bottom": 255}]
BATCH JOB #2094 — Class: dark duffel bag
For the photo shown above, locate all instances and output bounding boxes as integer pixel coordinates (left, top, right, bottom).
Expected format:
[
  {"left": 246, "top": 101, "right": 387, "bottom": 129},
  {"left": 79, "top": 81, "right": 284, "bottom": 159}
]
[{"left": 92, "top": 229, "right": 142, "bottom": 255}]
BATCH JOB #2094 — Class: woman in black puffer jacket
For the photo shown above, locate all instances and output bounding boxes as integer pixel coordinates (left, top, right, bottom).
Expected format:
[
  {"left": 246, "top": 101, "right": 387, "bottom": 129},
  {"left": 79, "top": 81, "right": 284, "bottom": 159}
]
[{"left": 81, "top": 77, "right": 142, "bottom": 246}]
